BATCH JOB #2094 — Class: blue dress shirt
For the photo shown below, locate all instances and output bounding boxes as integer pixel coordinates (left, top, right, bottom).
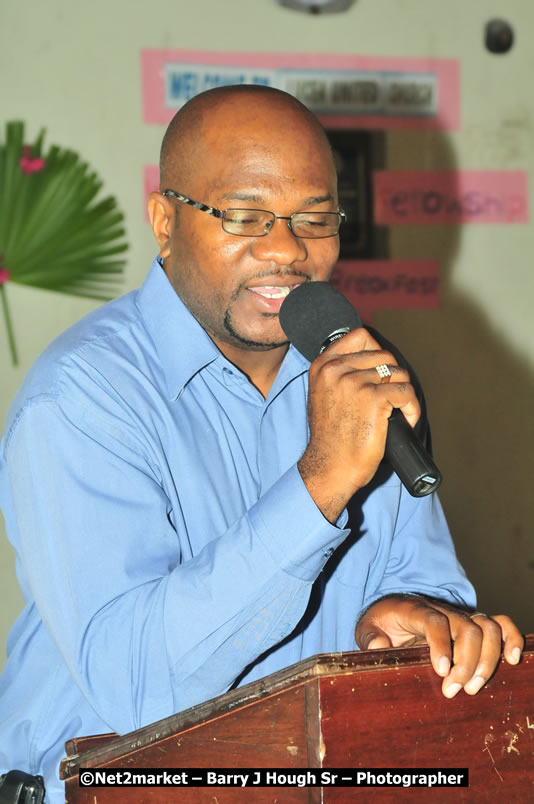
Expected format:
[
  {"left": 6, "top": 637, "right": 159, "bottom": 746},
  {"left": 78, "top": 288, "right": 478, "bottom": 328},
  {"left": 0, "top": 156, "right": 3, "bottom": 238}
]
[{"left": 0, "top": 258, "right": 475, "bottom": 802}]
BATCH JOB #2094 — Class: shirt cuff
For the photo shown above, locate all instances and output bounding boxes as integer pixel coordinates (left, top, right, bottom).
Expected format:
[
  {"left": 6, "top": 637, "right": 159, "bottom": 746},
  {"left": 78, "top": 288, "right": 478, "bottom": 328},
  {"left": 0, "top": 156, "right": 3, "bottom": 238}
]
[{"left": 248, "top": 463, "right": 350, "bottom": 582}]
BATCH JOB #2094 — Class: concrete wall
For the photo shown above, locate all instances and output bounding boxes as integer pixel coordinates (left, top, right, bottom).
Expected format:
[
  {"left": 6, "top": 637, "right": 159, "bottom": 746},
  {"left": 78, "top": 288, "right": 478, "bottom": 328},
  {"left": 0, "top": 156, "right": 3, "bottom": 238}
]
[{"left": 1, "top": 0, "right": 532, "bottom": 668}]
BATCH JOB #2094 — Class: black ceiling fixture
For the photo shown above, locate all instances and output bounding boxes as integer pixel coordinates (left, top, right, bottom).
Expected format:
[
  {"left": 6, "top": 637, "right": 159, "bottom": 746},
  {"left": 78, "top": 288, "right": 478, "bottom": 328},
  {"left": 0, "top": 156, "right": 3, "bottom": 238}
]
[{"left": 485, "top": 18, "right": 515, "bottom": 54}]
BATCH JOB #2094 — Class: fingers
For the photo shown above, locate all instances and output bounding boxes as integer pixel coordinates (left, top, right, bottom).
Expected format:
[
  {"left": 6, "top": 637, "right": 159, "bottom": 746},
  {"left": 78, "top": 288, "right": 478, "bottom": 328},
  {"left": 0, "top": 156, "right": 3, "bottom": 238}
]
[
  {"left": 321, "top": 327, "right": 383, "bottom": 356},
  {"left": 321, "top": 360, "right": 409, "bottom": 386},
  {"left": 300, "top": 326, "right": 421, "bottom": 519},
  {"left": 458, "top": 615, "right": 503, "bottom": 696},
  {"left": 488, "top": 614, "right": 524, "bottom": 665},
  {"left": 356, "top": 600, "right": 456, "bottom": 683},
  {"left": 355, "top": 595, "right": 445, "bottom": 656},
  {"left": 366, "top": 634, "right": 392, "bottom": 650},
  {"left": 311, "top": 347, "right": 420, "bottom": 428},
  {"left": 421, "top": 606, "right": 509, "bottom": 698},
  {"left": 440, "top": 613, "right": 488, "bottom": 697},
  {"left": 315, "top": 329, "right": 399, "bottom": 378},
  {"left": 355, "top": 597, "right": 525, "bottom": 700},
  {"left": 318, "top": 361, "right": 414, "bottom": 402},
  {"left": 311, "top": 329, "right": 421, "bottom": 427},
  {"left": 440, "top": 611, "right": 523, "bottom": 697},
  {"left": 412, "top": 607, "right": 456, "bottom": 681}
]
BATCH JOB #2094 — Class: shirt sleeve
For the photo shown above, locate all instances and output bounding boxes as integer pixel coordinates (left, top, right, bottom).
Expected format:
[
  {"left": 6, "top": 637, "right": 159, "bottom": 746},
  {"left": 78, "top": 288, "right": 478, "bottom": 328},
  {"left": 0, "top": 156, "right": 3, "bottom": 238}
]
[
  {"left": 4, "top": 389, "right": 349, "bottom": 735},
  {"left": 358, "top": 476, "right": 476, "bottom": 612},
  {"left": 361, "top": 327, "right": 475, "bottom": 611}
]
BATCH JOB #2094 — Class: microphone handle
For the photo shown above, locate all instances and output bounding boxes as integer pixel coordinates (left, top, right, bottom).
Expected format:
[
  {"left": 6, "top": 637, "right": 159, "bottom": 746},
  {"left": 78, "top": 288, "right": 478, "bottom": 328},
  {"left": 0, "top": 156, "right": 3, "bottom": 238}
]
[{"left": 386, "top": 408, "right": 442, "bottom": 497}]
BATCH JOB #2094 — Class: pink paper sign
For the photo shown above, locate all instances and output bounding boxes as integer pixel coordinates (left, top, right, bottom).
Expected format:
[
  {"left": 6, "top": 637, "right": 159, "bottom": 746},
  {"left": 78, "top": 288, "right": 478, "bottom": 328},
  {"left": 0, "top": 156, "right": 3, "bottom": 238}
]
[
  {"left": 141, "top": 49, "right": 460, "bottom": 130},
  {"left": 331, "top": 260, "right": 440, "bottom": 322},
  {"left": 374, "top": 171, "right": 529, "bottom": 225}
]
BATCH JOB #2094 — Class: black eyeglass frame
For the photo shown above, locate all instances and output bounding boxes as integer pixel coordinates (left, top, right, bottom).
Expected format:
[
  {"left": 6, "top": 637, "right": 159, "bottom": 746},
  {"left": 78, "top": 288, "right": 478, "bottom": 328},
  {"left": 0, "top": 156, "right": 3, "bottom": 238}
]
[{"left": 162, "top": 189, "right": 345, "bottom": 239}]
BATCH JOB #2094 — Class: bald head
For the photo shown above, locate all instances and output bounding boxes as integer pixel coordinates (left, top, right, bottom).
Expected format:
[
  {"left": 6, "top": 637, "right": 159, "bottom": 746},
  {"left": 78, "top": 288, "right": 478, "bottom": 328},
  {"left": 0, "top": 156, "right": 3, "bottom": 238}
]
[{"left": 159, "top": 85, "right": 334, "bottom": 191}]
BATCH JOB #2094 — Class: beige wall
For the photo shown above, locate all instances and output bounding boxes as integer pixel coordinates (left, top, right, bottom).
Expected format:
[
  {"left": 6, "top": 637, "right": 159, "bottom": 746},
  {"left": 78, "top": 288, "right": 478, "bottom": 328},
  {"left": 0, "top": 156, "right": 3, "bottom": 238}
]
[{"left": 1, "top": 0, "right": 532, "bottom": 668}]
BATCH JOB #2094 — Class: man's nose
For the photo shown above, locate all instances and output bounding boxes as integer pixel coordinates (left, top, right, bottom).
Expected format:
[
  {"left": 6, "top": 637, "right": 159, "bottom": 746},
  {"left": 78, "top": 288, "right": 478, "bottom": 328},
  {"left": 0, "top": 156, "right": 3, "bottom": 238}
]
[{"left": 250, "top": 218, "right": 308, "bottom": 264}]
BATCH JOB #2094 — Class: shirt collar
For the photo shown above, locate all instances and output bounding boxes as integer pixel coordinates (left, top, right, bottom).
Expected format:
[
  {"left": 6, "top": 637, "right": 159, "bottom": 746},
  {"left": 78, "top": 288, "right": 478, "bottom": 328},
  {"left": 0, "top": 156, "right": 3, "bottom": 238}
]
[
  {"left": 136, "top": 257, "right": 310, "bottom": 401},
  {"left": 136, "top": 258, "right": 220, "bottom": 400}
]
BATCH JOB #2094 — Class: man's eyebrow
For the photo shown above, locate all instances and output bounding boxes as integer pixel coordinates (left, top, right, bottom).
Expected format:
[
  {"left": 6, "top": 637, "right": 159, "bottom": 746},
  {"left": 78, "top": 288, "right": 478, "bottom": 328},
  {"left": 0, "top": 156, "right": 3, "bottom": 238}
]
[
  {"left": 301, "top": 194, "right": 334, "bottom": 207},
  {"left": 220, "top": 192, "right": 265, "bottom": 203},
  {"left": 219, "top": 192, "right": 334, "bottom": 206}
]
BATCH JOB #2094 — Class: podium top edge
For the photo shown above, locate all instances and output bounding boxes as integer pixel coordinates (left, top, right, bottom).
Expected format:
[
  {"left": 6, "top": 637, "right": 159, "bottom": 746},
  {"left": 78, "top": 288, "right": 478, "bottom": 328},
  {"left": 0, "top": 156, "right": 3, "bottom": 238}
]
[{"left": 60, "top": 635, "right": 534, "bottom": 779}]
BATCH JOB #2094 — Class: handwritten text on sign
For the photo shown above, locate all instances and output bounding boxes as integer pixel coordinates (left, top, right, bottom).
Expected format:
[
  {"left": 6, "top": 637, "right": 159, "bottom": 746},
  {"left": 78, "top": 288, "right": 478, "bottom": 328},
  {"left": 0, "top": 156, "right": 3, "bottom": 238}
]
[{"left": 373, "top": 171, "right": 529, "bottom": 225}]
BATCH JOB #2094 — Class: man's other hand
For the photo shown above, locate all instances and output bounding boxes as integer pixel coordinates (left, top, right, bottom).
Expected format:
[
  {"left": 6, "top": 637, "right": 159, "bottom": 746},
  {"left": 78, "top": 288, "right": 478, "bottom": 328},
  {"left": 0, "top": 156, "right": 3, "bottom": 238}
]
[{"left": 355, "top": 594, "right": 524, "bottom": 698}]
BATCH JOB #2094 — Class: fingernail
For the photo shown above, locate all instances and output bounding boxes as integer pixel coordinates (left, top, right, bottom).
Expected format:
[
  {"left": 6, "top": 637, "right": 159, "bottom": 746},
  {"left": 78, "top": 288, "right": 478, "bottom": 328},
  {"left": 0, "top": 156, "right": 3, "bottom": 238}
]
[
  {"left": 438, "top": 656, "right": 450, "bottom": 676},
  {"left": 465, "top": 675, "right": 485, "bottom": 695},
  {"left": 511, "top": 647, "right": 521, "bottom": 664},
  {"left": 444, "top": 682, "right": 463, "bottom": 699}
]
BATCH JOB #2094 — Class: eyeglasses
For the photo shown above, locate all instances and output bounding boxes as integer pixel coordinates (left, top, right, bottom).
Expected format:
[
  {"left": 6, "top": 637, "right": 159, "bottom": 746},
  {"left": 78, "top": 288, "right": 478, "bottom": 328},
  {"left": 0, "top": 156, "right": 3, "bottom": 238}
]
[{"left": 162, "top": 189, "right": 345, "bottom": 239}]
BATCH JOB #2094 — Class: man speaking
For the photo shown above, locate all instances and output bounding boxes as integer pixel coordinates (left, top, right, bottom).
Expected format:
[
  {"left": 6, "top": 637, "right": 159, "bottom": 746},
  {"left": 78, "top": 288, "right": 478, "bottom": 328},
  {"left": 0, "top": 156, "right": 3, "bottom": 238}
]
[{"left": 0, "top": 85, "right": 523, "bottom": 802}]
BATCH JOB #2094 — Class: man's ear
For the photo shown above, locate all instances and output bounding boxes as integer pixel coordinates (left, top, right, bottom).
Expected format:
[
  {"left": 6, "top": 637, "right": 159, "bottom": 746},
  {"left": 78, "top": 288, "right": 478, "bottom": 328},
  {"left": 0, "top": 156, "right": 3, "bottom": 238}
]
[{"left": 147, "top": 192, "right": 174, "bottom": 259}]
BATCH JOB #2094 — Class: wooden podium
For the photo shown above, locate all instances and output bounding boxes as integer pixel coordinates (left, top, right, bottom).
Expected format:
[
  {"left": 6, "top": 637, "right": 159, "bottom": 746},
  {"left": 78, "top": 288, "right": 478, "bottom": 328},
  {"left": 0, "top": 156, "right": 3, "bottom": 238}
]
[{"left": 60, "top": 635, "right": 534, "bottom": 802}]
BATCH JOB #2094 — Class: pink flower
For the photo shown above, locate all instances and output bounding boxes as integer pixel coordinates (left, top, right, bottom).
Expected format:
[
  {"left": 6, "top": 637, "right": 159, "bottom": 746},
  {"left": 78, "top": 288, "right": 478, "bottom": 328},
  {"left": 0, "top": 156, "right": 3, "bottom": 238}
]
[
  {"left": 20, "top": 145, "right": 45, "bottom": 174},
  {"left": 0, "top": 268, "right": 9, "bottom": 284}
]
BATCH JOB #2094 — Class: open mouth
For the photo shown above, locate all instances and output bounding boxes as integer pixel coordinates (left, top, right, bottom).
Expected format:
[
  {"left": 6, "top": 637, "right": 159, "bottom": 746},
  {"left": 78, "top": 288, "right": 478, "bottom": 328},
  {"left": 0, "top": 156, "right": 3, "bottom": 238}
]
[
  {"left": 247, "top": 283, "right": 305, "bottom": 301},
  {"left": 248, "top": 286, "right": 292, "bottom": 300}
]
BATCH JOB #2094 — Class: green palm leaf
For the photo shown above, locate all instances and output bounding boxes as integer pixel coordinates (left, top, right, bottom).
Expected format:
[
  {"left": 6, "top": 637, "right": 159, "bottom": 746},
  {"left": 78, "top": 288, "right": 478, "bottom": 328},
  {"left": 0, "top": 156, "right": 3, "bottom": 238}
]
[{"left": 0, "top": 122, "right": 128, "bottom": 365}]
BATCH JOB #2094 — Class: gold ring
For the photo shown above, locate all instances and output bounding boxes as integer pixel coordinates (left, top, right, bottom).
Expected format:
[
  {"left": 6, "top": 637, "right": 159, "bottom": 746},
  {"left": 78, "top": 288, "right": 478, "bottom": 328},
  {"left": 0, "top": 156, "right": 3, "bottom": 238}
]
[
  {"left": 375, "top": 364, "right": 392, "bottom": 383},
  {"left": 469, "top": 612, "right": 487, "bottom": 620}
]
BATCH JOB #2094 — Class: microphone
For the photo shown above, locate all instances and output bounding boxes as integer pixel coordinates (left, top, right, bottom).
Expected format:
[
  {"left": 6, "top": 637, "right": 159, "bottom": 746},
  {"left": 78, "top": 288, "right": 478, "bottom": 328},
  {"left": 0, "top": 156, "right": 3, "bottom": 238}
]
[{"left": 279, "top": 281, "right": 442, "bottom": 497}]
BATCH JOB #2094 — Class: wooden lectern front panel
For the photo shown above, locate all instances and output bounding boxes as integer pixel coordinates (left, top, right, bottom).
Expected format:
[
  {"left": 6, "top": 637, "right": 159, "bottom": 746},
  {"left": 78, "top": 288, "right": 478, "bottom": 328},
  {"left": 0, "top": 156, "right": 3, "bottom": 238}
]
[
  {"left": 319, "top": 651, "right": 534, "bottom": 802},
  {"left": 61, "top": 638, "right": 534, "bottom": 803},
  {"left": 63, "top": 683, "right": 321, "bottom": 803}
]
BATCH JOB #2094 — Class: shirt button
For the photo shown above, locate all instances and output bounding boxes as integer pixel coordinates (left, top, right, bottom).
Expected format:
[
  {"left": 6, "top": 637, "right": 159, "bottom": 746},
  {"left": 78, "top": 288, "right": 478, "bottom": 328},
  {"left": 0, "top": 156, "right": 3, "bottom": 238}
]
[
  {"left": 222, "top": 367, "right": 234, "bottom": 385},
  {"left": 324, "top": 548, "right": 334, "bottom": 559}
]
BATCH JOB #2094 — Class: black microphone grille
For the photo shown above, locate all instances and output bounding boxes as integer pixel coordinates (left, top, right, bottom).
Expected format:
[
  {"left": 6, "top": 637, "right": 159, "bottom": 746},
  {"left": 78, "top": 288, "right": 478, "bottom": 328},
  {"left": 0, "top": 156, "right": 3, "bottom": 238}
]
[{"left": 279, "top": 281, "right": 362, "bottom": 362}]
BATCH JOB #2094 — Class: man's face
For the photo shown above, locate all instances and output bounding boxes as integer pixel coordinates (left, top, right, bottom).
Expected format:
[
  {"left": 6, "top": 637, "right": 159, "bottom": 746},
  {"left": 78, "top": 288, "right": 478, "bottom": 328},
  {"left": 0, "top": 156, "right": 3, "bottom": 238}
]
[{"left": 157, "top": 101, "right": 340, "bottom": 357}]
